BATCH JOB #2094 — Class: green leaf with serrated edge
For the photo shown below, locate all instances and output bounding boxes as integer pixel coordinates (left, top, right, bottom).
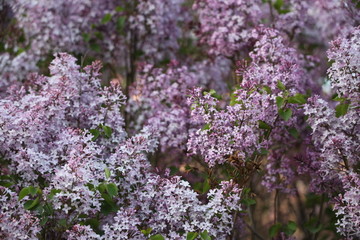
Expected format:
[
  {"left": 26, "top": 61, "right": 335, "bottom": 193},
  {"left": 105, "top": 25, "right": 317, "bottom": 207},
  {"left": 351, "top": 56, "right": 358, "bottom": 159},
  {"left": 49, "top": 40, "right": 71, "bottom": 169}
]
[
  {"left": 101, "top": 13, "right": 112, "bottom": 24},
  {"left": 105, "top": 168, "right": 111, "bottom": 179},
  {"left": 283, "top": 221, "right": 297, "bottom": 236},
  {"left": 24, "top": 197, "right": 40, "bottom": 210},
  {"left": 187, "top": 232, "right": 198, "bottom": 240},
  {"left": 141, "top": 228, "right": 153, "bottom": 236},
  {"left": 106, "top": 183, "right": 118, "bottom": 198},
  {"left": 276, "top": 96, "right": 284, "bottom": 108},
  {"left": 279, "top": 108, "right": 292, "bottom": 121},
  {"left": 18, "top": 187, "right": 30, "bottom": 200},
  {"left": 149, "top": 234, "right": 165, "bottom": 240},
  {"left": 269, "top": 223, "right": 282, "bottom": 237},
  {"left": 200, "top": 230, "right": 211, "bottom": 240},
  {"left": 335, "top": 103, "right": 349, "bottom": 118},
  {"left": 277, "top": 80, "right": 286, "bottom": 91}
]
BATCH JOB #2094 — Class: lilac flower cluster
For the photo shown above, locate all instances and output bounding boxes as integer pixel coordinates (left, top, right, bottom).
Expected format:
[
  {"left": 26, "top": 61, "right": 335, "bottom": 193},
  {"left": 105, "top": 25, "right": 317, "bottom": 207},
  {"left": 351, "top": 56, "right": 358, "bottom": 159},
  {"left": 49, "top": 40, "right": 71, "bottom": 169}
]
[
  {"left": 0, "top": 54, "right": 242, "bottom": 239},
  {"left": 0, "top": 0, "right": 187, "bottom": 91},
  {"left": 304, "top": 27, "right": 360, "bottom": 238},
  {"left": 193, "top": 0, "right": 262, "bottom": 56},
  {"left": 188, "top": 28, "right": 314, "bottom": 193}
]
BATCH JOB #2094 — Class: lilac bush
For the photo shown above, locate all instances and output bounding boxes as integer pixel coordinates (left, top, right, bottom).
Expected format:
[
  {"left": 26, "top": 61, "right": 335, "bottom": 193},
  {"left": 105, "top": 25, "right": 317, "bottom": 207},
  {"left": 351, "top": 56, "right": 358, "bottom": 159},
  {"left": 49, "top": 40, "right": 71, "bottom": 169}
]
[{"left": 0, "top": 0, "right": 359, "bottom": 239}]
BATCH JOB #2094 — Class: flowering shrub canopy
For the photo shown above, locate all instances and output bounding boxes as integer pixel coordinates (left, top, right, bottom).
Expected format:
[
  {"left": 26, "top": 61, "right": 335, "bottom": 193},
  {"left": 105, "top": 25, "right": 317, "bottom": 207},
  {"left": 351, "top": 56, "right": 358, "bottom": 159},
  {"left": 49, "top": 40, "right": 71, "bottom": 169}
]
[{"left": 0, "top": 0, "right": 359, "bottom": 239}]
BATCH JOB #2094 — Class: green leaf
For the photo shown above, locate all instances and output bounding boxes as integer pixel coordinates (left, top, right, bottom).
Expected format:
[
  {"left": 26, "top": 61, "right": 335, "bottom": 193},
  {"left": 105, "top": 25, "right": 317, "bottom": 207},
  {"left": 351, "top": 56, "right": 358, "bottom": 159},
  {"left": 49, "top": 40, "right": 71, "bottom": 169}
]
[
  {"left": 241, "top": 198, "right": 256, "bottom": 206},
  {"left": 259, "top": 148, "right": 269, "bottom": 155},
  {"left": 149, "top": 234, "right": 165, "bottom": 240},
  {"left": 305, "top": 217, "right": 322, "bottom": 234},
  {"left": 332, "top": 96, "right": 347, "bottom": 102},
  {"left": 202, "top": 123, "right": 211, "bottom": 131},
  {"left": 287, "top": 127, "right": 299, "bottom": 139},
  {"left": 89, "top": 129, "right": 100, "bottom": 141},
  {"left": 18, "top": 187, "right": 30, "bottom": 200},
  {"left": 204, "top": 89, "right": 222, "bottom": 100},
  {"left": 90, "top": 43, "right": 101, "bottom": 52},
  {"left": 102, "top": 125, "right": 113, "bottom": 138},
  {"left": 82, "top": 33, "right": 91, "bottom": 42},
  {"left": 279, "top": 108, "right": 292, "bottom": 121},
  {"left": 258, "top": 120, "right": 271, "bottom": 130},
  {"left": 115, "top": 6, "right": 125, "bottom": 12},
  {"left": 105, "top": 168, "right": 111, "bottom": 179},
  {"left": 277, "top": 80, "right": 286, "bottom": 91},
  {"left": 0, "top": 180, "right": 14, "bottom": 187},
  {"left": 24, "top": 197, "right": 40, "bottom": 210},
  {"left": 187, "top": 232, "right": 198, "bottom": 240},
  {"left": 283, "top": 221, "right": 297, "bottom": 236},
  {"left": 48, "top": 189, "right": 61, "bottom": 200},
  {"left": 200, "top": 230, "right": 211, "bottom": 240},
  {"left": 141, "top": 228, "right": 153, "bottom": 236},
  {"left": 169, "top": 166, "right": 179, "bottom": 175},
  {"left": 28, "top": 186, "right": 38, "bottom": 196},
  {"left": 116, "top": 16, "right": 126, "bottom": 33},
  {"left": 230, "top": 92, "right": 241, "bottom": 106},
  {"left": 269, "top": 223, "right": 282, "bottom": 237},
  {"left": 273, "top": 0, "right": 284, "bottom": 10},
  {"left": 287, "top": 93, "right": 307, "bottom": 104},
  {"left": 202, "top": 178, "right": 210, "bottom": 194},
  {"left": 335, "top": 103, "right": 349, "bottom": 118},
  {"left": 58, "top": 219, "right": 67, "bottom": 227},
  {"left": 40, "top": 216, "right": 48, "bottom": 226},
  {"left": 101, "top": 13, "right": 112, "bottom": 24},
  {"left": 106, "top": 183, "right": 118, "bottom": 198},
  {"left": 276, "top": 96, "right": 284, "bottom": 108},
  {"left": 262, "top": 85, "right": 272, "bottom": 94}
]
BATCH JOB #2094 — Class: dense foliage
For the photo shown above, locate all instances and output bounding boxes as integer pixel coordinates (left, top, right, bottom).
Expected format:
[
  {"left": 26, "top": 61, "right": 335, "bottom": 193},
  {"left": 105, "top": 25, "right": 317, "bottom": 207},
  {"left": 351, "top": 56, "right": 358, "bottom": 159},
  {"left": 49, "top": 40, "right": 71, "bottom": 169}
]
[{"left": 0, "top": 0, "right": 359, "bottom": 239}]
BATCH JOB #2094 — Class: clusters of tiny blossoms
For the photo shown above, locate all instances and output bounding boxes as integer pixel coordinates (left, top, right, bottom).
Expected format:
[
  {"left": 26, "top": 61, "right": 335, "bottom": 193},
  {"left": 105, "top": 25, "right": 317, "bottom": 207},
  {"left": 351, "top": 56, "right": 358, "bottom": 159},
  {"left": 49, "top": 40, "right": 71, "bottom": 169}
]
[
  {"left": 127, "top": 57, "right": 231, "bottom": 152},
  {"left": 0, "top": 53, "right": 242, "bottom": 239},
  {"left": 304, "top": 27, "right": 360, "bottom": 238},
  {"left": 187, "top": 28, "right": 314, "bottom": 192},
  {"left": 193, "top": 0, "right": 262, "bottom": 56},
  {"left": 0, "top": 188, "right": 41, "bottom": 239},
  {"left": 328, "top": 27, "right": 360, "bottom": 102},
  {"left": 0, "top": 0, "right": 187, "bottom": 90}
]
